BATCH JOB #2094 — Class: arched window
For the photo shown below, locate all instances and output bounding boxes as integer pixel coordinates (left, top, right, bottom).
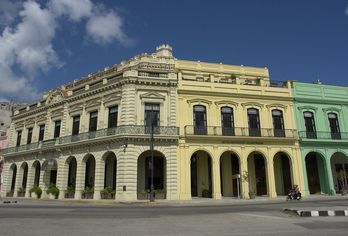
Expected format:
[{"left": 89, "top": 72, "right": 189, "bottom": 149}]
[
  {"left": 193, "top": 105, "right": 207, "bottom": 135},
  {"left": 328, "top": 113, "right": 341, "bottom": 139},
  {"left": 272, "top": 109, "right": 285, "bottom": 137},
  {"left": 221, "top": 107, "right": 234, "bottom": 136},
  {"left": 247, "top": 108, "right": 260, "bottom": 136},
  {"left": 303, "top": 111, "right": 316, "bottom": 139}
]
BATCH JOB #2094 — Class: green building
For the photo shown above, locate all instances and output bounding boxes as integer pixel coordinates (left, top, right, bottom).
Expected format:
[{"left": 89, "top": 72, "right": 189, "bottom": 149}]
[{"left": 293, "top": 81, "right": 348, "bottom": 196}]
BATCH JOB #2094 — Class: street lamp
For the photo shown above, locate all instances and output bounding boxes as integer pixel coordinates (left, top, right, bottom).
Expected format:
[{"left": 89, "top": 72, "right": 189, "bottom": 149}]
[{"left": 149, "top": 111, "right": 155, "bottom": 202}]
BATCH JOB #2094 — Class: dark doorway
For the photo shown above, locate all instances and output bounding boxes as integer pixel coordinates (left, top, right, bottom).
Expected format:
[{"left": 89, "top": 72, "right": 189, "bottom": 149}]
[{"left": 305, "top": 153, "right": 322, "bottom": 194}]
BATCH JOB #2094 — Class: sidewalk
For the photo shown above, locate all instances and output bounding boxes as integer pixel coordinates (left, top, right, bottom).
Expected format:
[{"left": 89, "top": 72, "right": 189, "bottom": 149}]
[{"left": 2, "top": 194, "right": 348, "bottom": 207}]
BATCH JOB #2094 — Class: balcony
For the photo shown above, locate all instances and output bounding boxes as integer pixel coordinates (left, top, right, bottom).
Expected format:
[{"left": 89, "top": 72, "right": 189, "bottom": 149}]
[
  {"left": 4, "top": 125, "right": 179, "bottom": 155},
  {"left": 184, "top": 126, "right": 297, "bottom": 138},
  {"left": 298, "top": 131, "right": 348, "bottom": 141}
]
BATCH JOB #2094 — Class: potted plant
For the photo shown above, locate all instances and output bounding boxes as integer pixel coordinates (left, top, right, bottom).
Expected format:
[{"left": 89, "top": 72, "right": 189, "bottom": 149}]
[
  {"left": 241, "top": 170, "right": 256, "bottom": 199},
  {"left": 81, "top": 187, "right": 94, "bottom": 199},
  {"left": 17, "top": 187, "right": 26, "bottom": 197},
  {"left": 64, "top": 186, "right": 75, "bottom": 199},
  {"left": 154, "top": 189, "right": 166, "bottom": 199},
  {"left": 100, "top": 186, "right": 115, "bottom": 199},
  {"left": 6, "top": 191, "right": 14, "bottom": 197},
  {"left": 137, "top": 189, "right": 149, "bottom": 200},
  {"left": 336, "top": 170, "right": 348, "bottom": 196},
  {"left": 202, "top": 189, "right": 211, "bottom": 198},
  {"left": 29, "top": 186, "right": 42, "bottom": 199},
  {"left": 46, "top": 184, "right": 59, "bottom": 199}
]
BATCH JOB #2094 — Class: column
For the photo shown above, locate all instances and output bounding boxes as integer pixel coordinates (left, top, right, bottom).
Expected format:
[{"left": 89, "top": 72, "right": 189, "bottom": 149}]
[
  {"left": 39, "top": 168, "right": 46, "bottom": 198},
  {"left": 266, "top": 157, "right": 277, "bottom": 198},
  {"left": 74, "top": 157, "right": 85, "bottom": 200},
  {"left": 25, "top": 162, "right": 34, "bottom": 198},
  {"left": 212, "top": 158, "right": 222, "bottom": 199},
  {"left": 14, "top": 163, "right": 23, "bottom": 197},
  {"left": 165, "top": 146, "right": 178, "bottom": 200},
  {"left": 324, "top": 157, "right": 336, "bottom": 195},
  {"left": 93, "top": 155, "right": 104, "bottom": 200},
  {"left": 240, "top": 156, "right": 249, "bottom": 199},
  {"left": 56, "top": 156, "right": 66, "bottom": 199}
]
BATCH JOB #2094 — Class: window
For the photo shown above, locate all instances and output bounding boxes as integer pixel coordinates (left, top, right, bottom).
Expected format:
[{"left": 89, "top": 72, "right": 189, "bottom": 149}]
[
  {"left": 108, "top": 106, "right": 118, "bottom": 128},
  {"left": 303, "top": 111, "right": 316, "bottom": 139},
  {"left": 144, "top": 103, "right": 160, "bottom": 127},
  {"left": 221, "top": 107, "right": 234, "bottom": 136},
  {"left": 328, "top": 113, "right": 341, "bottom": 139},
  {"left": 193, "top": 105, "right": 207, "bottom": 135},
  {"left": 38, "top": 125, "right": 45, "bottom": 142},
  {"left": 54, "top": 120, "right": 61, "bottom": 138},
  {"left": 27, "top": 127, "right": 33, "bottom": 144},
  {"left": 272, "top": 109, "right": 285, "bottom": 137},
  {"left": 72, "top": 115, "right": 80, "bottom": 135},
  {"left": 16, "top": 130, "right": 22, "bottom": 147},
  {"left": 247, "top": 108, "right": 261, "bottom": 136},
  {"left": 89, "top": 111, "right": 98, "bottom": 132}
]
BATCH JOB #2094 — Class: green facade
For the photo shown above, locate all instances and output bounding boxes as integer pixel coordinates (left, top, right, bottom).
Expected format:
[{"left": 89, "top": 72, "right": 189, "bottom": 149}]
[{"left": 293, "top": 82, "right": 348, "bottom": 196}]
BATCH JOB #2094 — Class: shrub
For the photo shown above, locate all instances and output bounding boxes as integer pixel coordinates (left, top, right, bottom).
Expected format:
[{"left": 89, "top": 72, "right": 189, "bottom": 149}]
[
  {"left": 65, "top": 186, "right": 75, "bottom": 194},
  {"left": 46, "top": 184, "right": 60, "bottom": 198},
  {"left": 30, "top": 186, "right": 42, "bottom": 198},
  {"left": 17, "top": 187, "right": 26, "bottom": 194},
  {"left": 100, "top": 186, "right": 115, "bottom": 194},
  {"left": 82, "top": 187, "right": 94, "bottom": 194}
]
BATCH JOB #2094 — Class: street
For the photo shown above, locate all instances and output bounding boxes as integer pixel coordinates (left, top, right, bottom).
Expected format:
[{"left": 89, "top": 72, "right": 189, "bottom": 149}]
[{"left": 1, "top": 198, "right": 348, "bottom": 235}]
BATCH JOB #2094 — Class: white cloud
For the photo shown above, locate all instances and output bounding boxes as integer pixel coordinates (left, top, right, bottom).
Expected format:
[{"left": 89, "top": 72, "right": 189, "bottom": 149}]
[
  {"left": 0, "top": 0, "right": 22, "bottom": 26},
  {"left": 345, "top": 5, "right": 348, "bottom": 15},
  {"left": 49, "top": 0, "right": 93, "bottom": 21},
  {"left": 86, "top": 10, "right": 128, "bottom": 44},
  {"left": 0, "top": 0, "right": 130, "bottom": 102}
]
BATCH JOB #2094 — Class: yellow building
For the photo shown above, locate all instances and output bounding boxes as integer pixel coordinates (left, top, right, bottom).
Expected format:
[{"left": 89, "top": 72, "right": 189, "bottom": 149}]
[{"left": 175, "top": 60, "right": 305, "bottom": 200}]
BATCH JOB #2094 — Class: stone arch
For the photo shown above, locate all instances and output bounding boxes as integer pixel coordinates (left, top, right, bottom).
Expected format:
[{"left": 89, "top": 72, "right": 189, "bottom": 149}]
[
  {"left": 247, "top": 151, "right": 268, "bottom": 196},
  {"left": 219, "top": 151, "right": 240, "bottom": 197},
  {"left": 32, "top": 161, "right": 41, "bottom": 187},
  {"left": 330, "top": 152, "right": 348, "bottom": 194},
  {"left": 19, "top": 162, "right": 29, "bottom": 195},
  {"left": 83, "top": 154, "right": 96, "bottom": 189},
  {"left": 137, "top": 150, "right": 166, "bottom": 199},
  {"left": 273, "top": 152, "right": 293, "bottom": 195},
  {"left": 305, "top": 152, "right": 328, "bottom": 194},
  {"left": 190, "top": 150, "right": 213, "bottom": 198},
  {"left": 65, "top": 156, "right": 77, "bottom": 197},
  {"left": 42, "top": 158, "right": 58, "bottom": 188},
  {"left": 102, "top": 151, "right": 117, "bottom": 192},
  {"left": 8, "top": 163, "right": 17, "bottom": 196}
]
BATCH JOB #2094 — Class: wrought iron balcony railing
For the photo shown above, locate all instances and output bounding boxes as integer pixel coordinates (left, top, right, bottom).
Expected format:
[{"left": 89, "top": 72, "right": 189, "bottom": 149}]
[
  {"left": 184, "top": 126, "right": 297, "bottom": 138},
  {"left": 298, "top": 131, "right": 348, "bottom": 140},
  {"left": 4, "top": 125, "right": 179, "bottom": 154}
]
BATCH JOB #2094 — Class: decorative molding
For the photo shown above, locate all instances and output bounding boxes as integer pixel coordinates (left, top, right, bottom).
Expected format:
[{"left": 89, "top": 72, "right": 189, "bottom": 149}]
[
  {"left": 45, "top": 89, "right": 66, "bottom": 105},
  {"left": 214, "top": 100, "right": 239, "bottom": 108},
  {"left": 297, "top": 106, "right": 318, "bottom": 112},
  {"left": 85, "top": 98, "right": 101, "bottom": 109},
  {"left": 103, "top": 94, "right": 121, "bottom": 103},
  {"left": 322, "top": 107, "right": 341, "bottom": 114},
  {"left": 69, "top": 103, "right": 84, "bottom": 113},
  {"left": 140, "top": 92, "right": 165, "bottom": 101},
  {"left": 241, "top": 102, "right": 264, "bottom": 109},
  {"left": 186, "top": 98, "right": 212, "bottom": 106},
  {"left": 266, "top": 104, "right": 287, "bottom": 110}
]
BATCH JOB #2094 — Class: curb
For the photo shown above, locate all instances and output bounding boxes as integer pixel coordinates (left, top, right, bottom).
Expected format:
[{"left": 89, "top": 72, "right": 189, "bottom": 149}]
[{"left": 284, "top": 208, "right": 348, "bottom": 217}]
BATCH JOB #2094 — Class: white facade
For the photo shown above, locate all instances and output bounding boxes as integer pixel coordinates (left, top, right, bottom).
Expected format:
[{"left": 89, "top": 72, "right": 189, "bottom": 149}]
[{"left": 3, "top": 45, "right": 179, "bottom": 200}]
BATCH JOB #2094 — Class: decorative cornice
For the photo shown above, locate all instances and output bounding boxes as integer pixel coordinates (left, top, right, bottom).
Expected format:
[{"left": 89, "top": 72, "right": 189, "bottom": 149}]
[
  {"left": 187, "top": 98, "right": 212, "bottom": 106},
  {"left": 266, "top": 104, "right": 287, "bottom": 110},
  {"left": 241, "top": 102, "right": 264, "bottom": 108},
  {"left": 297, "top": 106, "right": 318, "bottom": 112},
  {"left": 322, "top": 107, "right": 341, "bottom": 113},
  {"left": 140, "top": 92, "right": 165, "bottom": 100},
  {"left": 214, "top": 100, "right": 239, "bottom": 108}
]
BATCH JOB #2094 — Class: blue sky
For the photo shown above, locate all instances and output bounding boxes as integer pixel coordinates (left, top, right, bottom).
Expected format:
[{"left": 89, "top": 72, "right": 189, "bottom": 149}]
[{"left": 1, "top": 0, "right": 348, "bottom": 102}]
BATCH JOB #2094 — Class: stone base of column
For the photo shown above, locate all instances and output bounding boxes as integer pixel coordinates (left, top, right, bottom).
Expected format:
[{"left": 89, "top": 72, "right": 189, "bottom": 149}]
[
  {"left": 166, "top": 190, "right": 179, "bottom": 200},
  {"left": 213, "top": 193, "right": 222, "bottom": 200},
  {"left": 178, "top": 193, "right": 192, "bottom": 200},
  {"left": 116, "top": 191, "right": 137, "bottom": 201},
  {"left": 74, "top": 191, "right": 82, "bottom": 200},
  {"left": 93, "top": 191, "right": 101, "bottom": 200}
]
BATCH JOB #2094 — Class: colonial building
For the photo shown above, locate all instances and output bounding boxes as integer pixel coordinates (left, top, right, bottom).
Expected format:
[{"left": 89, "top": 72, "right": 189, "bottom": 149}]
[
  {"left": 175, "top": 60, "right": 305, "bottom": 199},
  {"left": 2, "top": 45, "right": 179, "bottom": 200},
  {"left": 0, "top": 101, "right": 19, "bottom": 195},
  {"left": 293, "top": 82, "right": 348, "bottom": 196}
]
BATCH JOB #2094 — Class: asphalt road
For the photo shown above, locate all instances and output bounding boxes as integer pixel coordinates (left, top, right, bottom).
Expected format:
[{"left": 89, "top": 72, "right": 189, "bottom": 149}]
[{"left": 1, "top": 199, "right": 348, "bottom": 236}]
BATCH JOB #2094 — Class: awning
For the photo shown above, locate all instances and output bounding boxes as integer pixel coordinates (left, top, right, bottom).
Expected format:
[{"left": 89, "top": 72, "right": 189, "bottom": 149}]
[{"left": 42, "top": 159, "right": 57, "bottom": 171}]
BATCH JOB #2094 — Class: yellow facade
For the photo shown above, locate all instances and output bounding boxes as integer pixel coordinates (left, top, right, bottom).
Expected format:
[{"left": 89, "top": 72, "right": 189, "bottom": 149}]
[{"left": 176, "top": 60, "right": 305, "bottom": 200}]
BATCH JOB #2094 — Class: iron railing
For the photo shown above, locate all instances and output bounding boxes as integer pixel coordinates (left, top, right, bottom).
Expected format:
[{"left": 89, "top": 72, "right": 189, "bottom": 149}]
[
  {"left": 4, "top": 125, "right": 179, "bottom": 154},
  {"left": 269, "top": 80, "right": 288, "bottom": 88},
  {"left": 298, "top": 131, "right": 348, "bottom": 140},
  {"left": 184, "top": 126, "right": 297, "bottom": 138}
]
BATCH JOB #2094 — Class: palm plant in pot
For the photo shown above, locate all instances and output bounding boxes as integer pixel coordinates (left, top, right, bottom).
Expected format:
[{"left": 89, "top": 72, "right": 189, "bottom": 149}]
[
  {"left": 46, "top": 184, "right": 60, "bottom": 199},
  {"left": 64, "top": 186, "right": 75, "bottom": 199},
  {"left": 336, "top": 170, "right": 348, "bottom": 196},
  {"left": 29, "top": 186, "right": 42, "bottom": 199},
  {"left": 17, "top": 187, "right": 26, "bottom": 197},
  {"left": 100, "top": 186, "right": 115, "bottom": 199}
]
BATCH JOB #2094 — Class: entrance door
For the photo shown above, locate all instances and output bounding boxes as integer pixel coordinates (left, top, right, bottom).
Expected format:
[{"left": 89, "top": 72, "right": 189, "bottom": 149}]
[
  {"left": 304, "top": 112, "right": 316, "bottom": 139},
  {"left": 193, "top": 105, "right": 207, "bottom": 135},
  {"left": 305, "top": 154, "right": 321, "bottom": 194},
  {"left": 191, "top": 155, "right": 198, "bottom": 196},
  {"left": 272, "top": 110, "right": 285, "bottom": 137}
]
